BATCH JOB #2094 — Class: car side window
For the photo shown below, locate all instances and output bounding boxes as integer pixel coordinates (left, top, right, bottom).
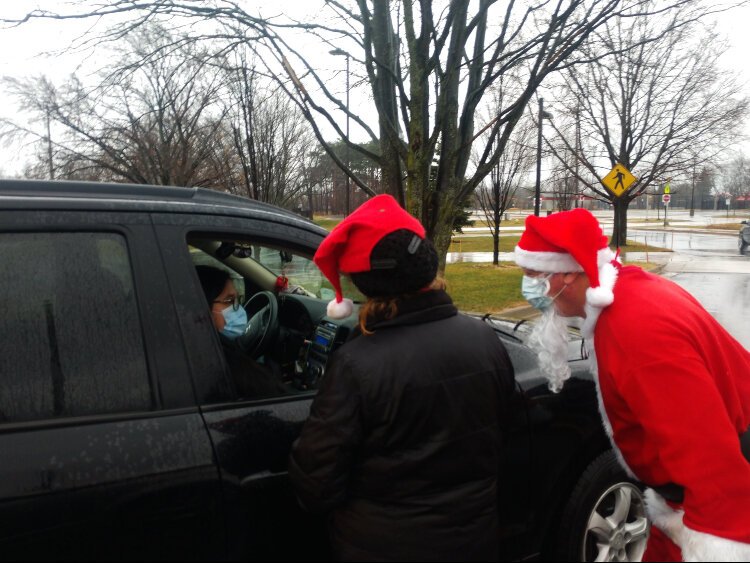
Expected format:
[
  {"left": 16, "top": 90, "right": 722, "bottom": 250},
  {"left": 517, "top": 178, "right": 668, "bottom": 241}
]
[
  {"left": 186, "top": 236, "right": 341, "bottom": 404},
  {"left": 0, "top": 232, "right": 152, "bottom": 423}
]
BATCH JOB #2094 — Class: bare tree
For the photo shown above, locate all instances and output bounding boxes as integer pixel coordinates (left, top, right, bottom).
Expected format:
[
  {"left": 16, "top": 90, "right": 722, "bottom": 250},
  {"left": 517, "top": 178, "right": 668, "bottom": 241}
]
[
  {"left": 547, "top": 7, "right": 748, "bottom": 244},
  {"left": 548, "top": 165, "right": 582, "bottom": 212},
  {"left": 717, "top": 152, "right": 750, "bottom": 211},
  {"left": 2, "top": 26, "right": 322, "bottom": 209},
  {"left": 219, "top": 50, "right": 318, "bottom": 207},
  {"left": 2, "top": 26, "right": 228, "bottom": 186},
  {"left": 476, "top": 113, "right": 535, "bottom": 264},
  {"left": 4, "top": 0, "right": 735, "bottom": 266}
]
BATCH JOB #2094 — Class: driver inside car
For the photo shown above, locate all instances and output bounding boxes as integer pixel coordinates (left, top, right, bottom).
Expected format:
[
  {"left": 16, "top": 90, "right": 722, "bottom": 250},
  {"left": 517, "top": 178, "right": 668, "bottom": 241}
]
[{"left": 196, "top": 265, "right": 290, "bottom": 399}]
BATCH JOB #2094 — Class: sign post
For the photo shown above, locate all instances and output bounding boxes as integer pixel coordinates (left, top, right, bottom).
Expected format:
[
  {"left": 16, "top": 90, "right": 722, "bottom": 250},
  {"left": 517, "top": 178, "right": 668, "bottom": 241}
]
[{"left": 662, "top": 193, "right": 671, "bottom": 227}]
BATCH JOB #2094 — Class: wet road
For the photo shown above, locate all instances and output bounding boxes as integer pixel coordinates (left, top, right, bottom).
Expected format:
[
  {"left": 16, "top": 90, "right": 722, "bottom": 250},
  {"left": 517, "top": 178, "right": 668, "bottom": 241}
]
[
  {"left": 630, "top": 229, "right": 750, "bottom": 349},
  {"left": 628, "top": 229, "right": 741, "bottom": 257}
]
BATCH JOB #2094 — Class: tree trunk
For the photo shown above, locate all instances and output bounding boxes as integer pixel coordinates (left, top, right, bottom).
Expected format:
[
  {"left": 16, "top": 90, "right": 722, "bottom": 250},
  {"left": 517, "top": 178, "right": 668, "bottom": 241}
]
[
  {"left": 493, "top": 180, "right": 500, "bottom": 266},
  {"left": 612, "top": 197, "right": 629, "bottom": 247},
  {"left": 371, "top": 0, "right": 404, "bottom": 203},
  {"left": 432, "top": 215, "right": 455, "bottom": 276}
]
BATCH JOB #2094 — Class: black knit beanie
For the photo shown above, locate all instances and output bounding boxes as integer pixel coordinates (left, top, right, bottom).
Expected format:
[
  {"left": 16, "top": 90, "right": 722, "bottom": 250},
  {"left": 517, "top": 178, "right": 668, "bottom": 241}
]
[{"left": 350, "top": 229, "right": 439, "bottom": 298}]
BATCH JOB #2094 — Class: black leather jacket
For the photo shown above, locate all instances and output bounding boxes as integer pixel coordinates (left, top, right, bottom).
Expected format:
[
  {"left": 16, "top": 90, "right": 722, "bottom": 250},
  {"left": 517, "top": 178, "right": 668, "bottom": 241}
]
[{"left": 289, "top": 290, "right": 515, "bottom": 561}]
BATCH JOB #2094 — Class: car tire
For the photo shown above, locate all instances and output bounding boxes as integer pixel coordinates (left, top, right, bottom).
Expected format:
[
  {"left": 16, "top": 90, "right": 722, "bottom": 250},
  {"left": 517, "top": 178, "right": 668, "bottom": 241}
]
[{"left": 552, "top": 451, "right": 650, "bottom": 562}]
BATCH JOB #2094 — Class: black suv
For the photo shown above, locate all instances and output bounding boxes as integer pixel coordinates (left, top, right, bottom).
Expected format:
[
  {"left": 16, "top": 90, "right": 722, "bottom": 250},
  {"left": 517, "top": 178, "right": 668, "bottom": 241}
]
[{"left": 0, "top": 180, "right": 647, "bottom": 561}]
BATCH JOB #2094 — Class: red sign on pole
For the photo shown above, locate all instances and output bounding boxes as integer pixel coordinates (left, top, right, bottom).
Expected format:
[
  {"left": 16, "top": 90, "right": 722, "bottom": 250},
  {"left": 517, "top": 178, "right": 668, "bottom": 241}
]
[{"left": 662, "top": 194, "right": 671, "bottom": 204}]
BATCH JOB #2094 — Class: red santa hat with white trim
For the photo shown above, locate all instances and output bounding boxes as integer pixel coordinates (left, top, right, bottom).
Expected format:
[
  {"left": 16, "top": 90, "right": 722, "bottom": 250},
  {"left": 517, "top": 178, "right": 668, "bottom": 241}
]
[
  {"left": 313, "top": 194, "right": 436, "bottom": 319},
  {"left": 514, "top": 208, "right": 620, "bottom": 309}
]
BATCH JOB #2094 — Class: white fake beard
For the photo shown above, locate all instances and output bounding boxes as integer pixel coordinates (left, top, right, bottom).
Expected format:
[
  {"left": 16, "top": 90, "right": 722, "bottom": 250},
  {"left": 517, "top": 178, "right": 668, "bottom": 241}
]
[{"left": 527, "top": 308, "right": 572, "bottom": 393}]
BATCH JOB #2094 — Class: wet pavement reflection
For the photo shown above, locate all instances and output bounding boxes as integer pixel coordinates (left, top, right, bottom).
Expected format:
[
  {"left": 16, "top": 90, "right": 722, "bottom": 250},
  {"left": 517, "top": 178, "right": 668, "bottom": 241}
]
[{"left": 664, "top": 273, "right": 750, "bottom": 349}]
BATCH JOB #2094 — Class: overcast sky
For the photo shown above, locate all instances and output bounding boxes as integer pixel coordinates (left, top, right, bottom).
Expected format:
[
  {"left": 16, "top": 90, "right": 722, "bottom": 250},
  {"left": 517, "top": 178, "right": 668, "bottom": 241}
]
[{"left": 1, "top": 1, "right": 749, "bottom": 176}]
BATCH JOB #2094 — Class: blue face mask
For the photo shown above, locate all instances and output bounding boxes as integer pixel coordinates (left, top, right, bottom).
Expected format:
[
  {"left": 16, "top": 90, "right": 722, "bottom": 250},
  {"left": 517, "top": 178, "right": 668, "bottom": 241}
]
[
  {"left": 522, "top": 274, "right": 554, "bottom": 310},
  {"left": 220, "top": 306, "right": 248, "bottom": 339}
]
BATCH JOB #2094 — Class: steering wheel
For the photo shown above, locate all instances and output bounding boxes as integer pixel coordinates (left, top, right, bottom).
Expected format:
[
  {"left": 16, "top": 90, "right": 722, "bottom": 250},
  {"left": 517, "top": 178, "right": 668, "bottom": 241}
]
[{"left": 235, "top": 291, "right": 279, "bottom": 359}]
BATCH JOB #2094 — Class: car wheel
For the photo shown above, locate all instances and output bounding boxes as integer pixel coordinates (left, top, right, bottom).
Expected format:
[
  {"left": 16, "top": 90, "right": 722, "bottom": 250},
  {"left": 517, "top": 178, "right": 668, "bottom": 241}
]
[{"left": 553, "top": 451, "right": 650, "bottom": 562}]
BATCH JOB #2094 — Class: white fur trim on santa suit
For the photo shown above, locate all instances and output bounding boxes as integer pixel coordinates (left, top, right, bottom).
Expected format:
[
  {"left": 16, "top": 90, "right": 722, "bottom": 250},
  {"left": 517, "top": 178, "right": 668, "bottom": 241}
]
[
  {"left": 580, "top": 261, "right": 619, "bottom": 337},
  {"left": 588, "top": 341, "right": 638, "bottom": 479},
  {"left": 327, "top": 298, "right": 354, "bottom": 319},
  {"left": 645, "top": 488, "right": 750, "bottom": 562}
]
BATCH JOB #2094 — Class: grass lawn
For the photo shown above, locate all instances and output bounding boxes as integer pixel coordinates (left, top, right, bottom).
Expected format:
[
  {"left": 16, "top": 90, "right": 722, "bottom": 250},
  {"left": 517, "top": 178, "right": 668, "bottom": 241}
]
[
  {"left": 704, "top": 222, "right": 747, "bottom": 230},
  {"left": 449, "top": 235, "right": 521, "bottom": 253},
  {"left": 473, "top": 217, "right": 526, "bottom": 228},
  {"left": 444, "top": 263, "right": 526, "bottom": 313},
  {"left": 313, "top": 217, "right": 342, "bottom": 231}
]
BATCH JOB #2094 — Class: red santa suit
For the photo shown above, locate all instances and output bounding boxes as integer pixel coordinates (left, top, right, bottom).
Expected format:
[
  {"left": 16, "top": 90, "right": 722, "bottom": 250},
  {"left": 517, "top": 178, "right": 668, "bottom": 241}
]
[
  {"left": 593, "top": 265, "right": 750, "bottom": 561},
  {"left": 513, "top": 209, "right": 750, "bottom": 562}
]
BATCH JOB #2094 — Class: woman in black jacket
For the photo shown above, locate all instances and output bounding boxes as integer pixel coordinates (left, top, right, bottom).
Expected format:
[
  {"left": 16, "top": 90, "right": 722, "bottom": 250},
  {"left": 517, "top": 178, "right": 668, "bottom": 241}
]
[{"left": 288, "top": 195, "right": 515, "bottom": 562}]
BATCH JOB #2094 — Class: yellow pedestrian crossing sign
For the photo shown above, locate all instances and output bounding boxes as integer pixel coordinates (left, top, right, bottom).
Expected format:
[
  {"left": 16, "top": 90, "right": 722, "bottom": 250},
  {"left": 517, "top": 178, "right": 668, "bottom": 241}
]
[
  {"left": 602, "top": 164, "right": 636, "bottom": 197},
  {"left": 664, "top": 184, "right": 671, "bottom": 194}
]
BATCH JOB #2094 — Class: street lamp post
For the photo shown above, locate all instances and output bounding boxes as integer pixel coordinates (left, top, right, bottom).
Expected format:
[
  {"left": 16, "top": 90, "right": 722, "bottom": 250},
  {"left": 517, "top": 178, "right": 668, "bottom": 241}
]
[
  {"left": 534, "top": 98, "right": 553, "bottom": 216},
  {"left": 330, "top": 48, "right": 351, "bottom": 215}
]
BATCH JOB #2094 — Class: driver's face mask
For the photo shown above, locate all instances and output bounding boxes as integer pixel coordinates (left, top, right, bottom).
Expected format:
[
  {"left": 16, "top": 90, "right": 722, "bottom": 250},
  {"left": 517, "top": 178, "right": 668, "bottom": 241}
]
[
  {"left": 220, "top": 306, "right": 248, "bottom": 339},
  {"left": 521, "top": 273, "right": 557, "bottom": 310}
]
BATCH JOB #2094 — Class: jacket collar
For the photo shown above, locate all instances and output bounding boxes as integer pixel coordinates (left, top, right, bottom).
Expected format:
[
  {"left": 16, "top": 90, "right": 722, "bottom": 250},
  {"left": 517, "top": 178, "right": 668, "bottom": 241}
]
[{"left": 363, "top": 290, "right": 457, "bottom": 333}]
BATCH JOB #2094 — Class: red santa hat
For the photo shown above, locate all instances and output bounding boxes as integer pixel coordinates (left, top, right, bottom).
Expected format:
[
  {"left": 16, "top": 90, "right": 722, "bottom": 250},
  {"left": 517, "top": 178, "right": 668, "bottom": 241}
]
[
  {"left": 313, "top": 194, "right": 427, "bottom": 319},
  {"left": 514, "top": 209, "right": 619, "bottom": 309}
]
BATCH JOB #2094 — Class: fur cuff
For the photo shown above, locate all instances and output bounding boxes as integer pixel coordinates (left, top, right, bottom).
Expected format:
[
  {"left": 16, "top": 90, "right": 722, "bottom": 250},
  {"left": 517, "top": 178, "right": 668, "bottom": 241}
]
[
  {"left": 645, "top": 488, "right": 750, "bottom": 562},
  {"left": 327, "top": 298, "right": 354, "bottom": 319}
]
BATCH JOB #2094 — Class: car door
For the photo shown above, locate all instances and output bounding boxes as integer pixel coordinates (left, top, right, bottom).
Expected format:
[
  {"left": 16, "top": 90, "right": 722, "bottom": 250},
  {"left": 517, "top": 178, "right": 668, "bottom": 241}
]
[
  {"left": 0, "top": 210, "right": 223, "bottom": 560},
  {"left": 153, "top": 212, "right": 331, "bottom": 561}
]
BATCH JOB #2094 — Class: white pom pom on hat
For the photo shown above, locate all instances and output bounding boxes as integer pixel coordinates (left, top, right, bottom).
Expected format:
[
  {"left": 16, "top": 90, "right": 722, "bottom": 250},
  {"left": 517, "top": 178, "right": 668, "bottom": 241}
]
[{"left": 326, "top": 297, "right": 354, "bottom": 320}]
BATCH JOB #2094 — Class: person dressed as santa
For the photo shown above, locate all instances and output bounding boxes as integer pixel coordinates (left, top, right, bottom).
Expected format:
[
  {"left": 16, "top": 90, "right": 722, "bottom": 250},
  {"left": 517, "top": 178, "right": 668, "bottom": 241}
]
[{"left": 513, "top": 208, "right": 750, "bottom": 562}]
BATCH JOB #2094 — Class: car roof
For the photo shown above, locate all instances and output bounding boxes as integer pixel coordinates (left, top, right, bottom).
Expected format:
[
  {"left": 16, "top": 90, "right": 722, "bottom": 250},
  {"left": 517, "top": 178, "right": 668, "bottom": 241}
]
[{"left": 0, "top": 178, "right": 326, "bottom": 235}]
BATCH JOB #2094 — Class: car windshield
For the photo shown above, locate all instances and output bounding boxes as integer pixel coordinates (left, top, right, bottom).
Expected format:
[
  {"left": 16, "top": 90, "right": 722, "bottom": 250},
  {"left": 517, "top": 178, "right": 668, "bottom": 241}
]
[{"left": 189, "top": 241, "right": 366, "bottom": 303}]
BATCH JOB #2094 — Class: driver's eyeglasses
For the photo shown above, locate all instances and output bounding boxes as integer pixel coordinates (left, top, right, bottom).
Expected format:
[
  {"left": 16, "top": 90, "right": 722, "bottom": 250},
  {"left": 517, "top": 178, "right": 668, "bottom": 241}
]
[{"left": 213, "top": 295, "right": 244, "bottom": 311}]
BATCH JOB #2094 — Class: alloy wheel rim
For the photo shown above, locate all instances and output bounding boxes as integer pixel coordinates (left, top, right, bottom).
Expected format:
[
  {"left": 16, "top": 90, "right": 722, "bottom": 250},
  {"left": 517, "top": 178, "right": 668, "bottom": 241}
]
[{"left": 582, "top": 482, "right": 650, "bottom": 562}]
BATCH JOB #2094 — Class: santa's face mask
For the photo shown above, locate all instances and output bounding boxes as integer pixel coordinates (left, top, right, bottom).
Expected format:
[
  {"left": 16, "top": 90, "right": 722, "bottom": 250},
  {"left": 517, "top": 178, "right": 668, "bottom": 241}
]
[{"left": 522, "top": 273, "right": 554, "bottom": 309}]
